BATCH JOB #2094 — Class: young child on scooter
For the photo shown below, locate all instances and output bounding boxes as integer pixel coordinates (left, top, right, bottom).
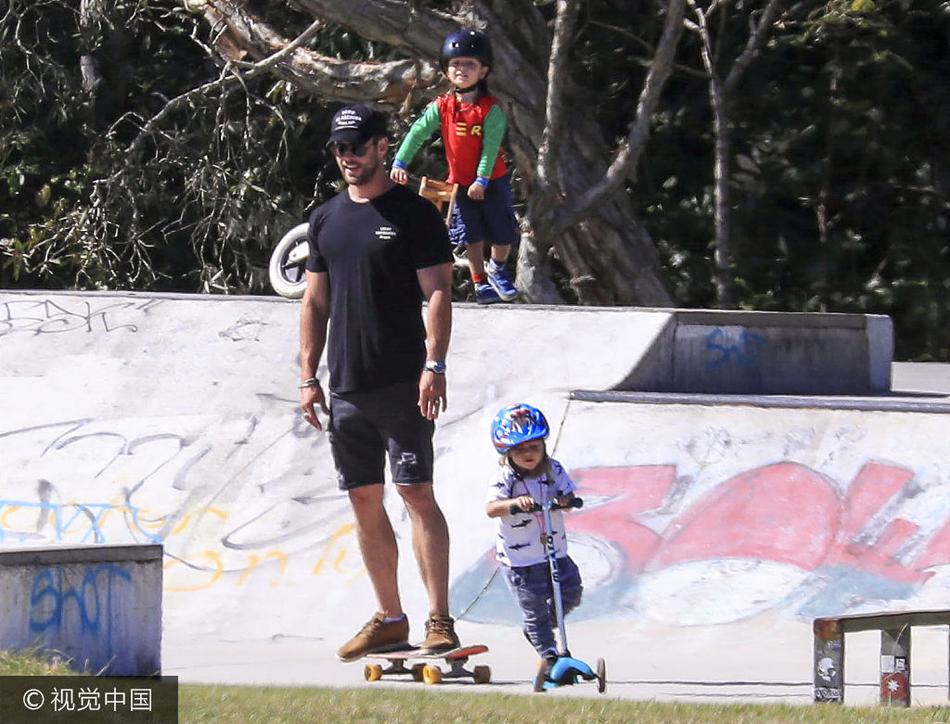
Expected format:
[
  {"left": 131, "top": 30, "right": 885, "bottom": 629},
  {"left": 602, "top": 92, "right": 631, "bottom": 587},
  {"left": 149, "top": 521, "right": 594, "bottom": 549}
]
[
  {"left": 485, "top": 403, "right": 584, "bottom": 673},
  {"left": 390, "top": 28, "right": 519, "bottom": 305}
]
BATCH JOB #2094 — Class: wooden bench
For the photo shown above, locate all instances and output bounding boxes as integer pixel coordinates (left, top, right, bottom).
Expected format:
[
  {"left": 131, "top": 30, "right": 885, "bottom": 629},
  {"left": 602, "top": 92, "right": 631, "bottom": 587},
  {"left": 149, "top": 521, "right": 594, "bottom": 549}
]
[{"left": 814, "top": 609, "right": 950, "bottom": 706}]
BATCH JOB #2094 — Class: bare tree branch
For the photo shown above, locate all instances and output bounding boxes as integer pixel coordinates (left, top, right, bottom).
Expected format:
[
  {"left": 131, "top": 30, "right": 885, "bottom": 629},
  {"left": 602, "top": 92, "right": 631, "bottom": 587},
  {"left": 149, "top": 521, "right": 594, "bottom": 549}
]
[
  {"left": 724, "top": 0, "right": 784, "bottom": 94},
  {"left": 547, "top": 0, "right": 686, "bottom": 236},
  {"left": 687, "top": 0, "right": 734, "bottom": 306},
  {"left": 123, "top": 10, "right": 330, "bottom": 163},
  {"left": 590, "top": 19, "right": 708, "bottom": 79},
  {"left": 536, "top": 0, "right": 581, "bottom": 190},
  {"left": 182, "top": 0, "right": 442, "bottom": 104},
  {"left": 231, "top": 17, "right": 325, "bottom": 72},
  {"left": 290, "top": 0, "right": 456, "bottom": 55}
]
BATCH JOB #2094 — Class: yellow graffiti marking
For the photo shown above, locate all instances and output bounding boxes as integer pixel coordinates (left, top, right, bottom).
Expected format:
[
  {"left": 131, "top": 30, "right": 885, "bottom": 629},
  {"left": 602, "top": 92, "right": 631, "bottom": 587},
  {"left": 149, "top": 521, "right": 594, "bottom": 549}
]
[
  {"left": 0, "top": 504, "right": 22, "bottom": 529},
  {"left": 311, "top": 523, "right": 356, "bottom": 576},
  {"left": 164, "top": 551, "right": 223, "bottom": 592},
  {"left": 267, "top": 551, "right": 288, "bottom": 587},
  {"left": 170, "top": 506, "right": 228, "bottom": 536}
]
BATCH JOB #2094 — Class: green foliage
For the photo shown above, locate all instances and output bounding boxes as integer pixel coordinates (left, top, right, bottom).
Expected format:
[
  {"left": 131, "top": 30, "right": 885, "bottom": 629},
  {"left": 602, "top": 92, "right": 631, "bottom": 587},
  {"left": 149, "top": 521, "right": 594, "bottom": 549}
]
[
  {"left": 1, "top": 0, "right": 948, "bottom": 358},
  {"left": 637, "top": 0, "right": 950, "bottom": 359},
  {"left": 0, "top": 0, "right": 336, "bottom": 293}
]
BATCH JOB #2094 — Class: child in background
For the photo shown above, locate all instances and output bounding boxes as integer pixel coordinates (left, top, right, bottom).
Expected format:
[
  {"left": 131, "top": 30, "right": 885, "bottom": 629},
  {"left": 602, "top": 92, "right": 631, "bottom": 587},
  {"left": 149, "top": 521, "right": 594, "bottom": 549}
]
[
  {"left": 485, "top": 403, "right": 584, "bottom": 672},
  {"left": 390, "top": 28, "right": 519, "bottom": 305}
]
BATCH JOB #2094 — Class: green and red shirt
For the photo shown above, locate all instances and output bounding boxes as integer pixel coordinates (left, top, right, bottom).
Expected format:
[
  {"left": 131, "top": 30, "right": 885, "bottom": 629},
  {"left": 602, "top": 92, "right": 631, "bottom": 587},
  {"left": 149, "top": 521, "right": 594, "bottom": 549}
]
[{"left": 393, "top": 92, "right": 508, "bottom": 186}]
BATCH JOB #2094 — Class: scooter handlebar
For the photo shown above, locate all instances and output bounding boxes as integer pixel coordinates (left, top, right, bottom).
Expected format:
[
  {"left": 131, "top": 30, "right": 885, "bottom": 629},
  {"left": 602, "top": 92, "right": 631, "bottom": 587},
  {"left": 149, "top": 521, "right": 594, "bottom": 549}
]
[{"left": 508, "top": 497, "right": 584, "bottom": 515}]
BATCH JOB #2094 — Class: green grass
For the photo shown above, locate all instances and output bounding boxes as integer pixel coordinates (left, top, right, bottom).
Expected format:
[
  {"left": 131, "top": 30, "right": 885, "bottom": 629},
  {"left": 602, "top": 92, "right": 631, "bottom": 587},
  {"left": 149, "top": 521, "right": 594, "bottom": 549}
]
[
  {"left": 178, "top": 685, "right": 950, "bottom": 723},
  {"left": 3, "top": 652, "right": 950, "bottom": 722},
  {"left": 0, "top": 649, "right": 75, "bottom": 676}
]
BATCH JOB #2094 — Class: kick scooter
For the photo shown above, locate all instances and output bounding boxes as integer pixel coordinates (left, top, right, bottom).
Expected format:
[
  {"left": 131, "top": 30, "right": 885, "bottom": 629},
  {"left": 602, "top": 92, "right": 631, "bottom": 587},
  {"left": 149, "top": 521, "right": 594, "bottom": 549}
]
[{"left": 510, "top": 495, "right": 607, "bottom": 693}]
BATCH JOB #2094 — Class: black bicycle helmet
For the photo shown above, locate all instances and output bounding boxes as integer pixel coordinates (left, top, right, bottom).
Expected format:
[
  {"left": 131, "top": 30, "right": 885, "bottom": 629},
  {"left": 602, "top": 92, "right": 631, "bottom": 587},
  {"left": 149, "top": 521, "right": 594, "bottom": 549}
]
[{"left": 440, "top": 28, "right": 493, "bottom": 72}]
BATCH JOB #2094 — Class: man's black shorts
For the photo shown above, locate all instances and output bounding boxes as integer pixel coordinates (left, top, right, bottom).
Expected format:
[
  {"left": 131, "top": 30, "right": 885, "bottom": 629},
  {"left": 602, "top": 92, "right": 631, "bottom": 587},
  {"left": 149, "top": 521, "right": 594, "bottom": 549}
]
[{"left": 327, "top": 381, "right": 434, "bottom": 490}]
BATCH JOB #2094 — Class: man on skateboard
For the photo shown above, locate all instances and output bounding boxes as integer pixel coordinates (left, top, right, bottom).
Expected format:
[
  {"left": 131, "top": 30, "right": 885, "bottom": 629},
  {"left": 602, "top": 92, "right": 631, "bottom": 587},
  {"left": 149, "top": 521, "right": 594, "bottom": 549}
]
[{"left": 299, "top": 104, "right": 459, "bottom": 660}]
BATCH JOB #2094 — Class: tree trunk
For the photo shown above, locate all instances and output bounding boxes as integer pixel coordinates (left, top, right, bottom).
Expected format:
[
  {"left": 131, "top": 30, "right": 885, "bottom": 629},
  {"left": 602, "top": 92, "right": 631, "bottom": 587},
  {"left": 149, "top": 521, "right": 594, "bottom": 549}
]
[
  {"left": 180, "top": 0, "right": 679, "bottom": 306},
  {"left": 710, "top": 97, "right": 735, "bottom": 308},
  {"left": 520, "top": 121, "right": 673, "bottom": 305}
]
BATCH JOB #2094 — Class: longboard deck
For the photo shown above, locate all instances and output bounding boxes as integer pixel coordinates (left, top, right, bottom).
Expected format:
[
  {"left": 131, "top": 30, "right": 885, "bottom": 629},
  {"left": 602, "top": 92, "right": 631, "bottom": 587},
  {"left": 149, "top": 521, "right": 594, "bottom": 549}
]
[
  {"left": 361, "top": 644, "right": 492, "bottom": 684},
  {"left": 363, "top": 644, "right": 488, "bottom": 662}
]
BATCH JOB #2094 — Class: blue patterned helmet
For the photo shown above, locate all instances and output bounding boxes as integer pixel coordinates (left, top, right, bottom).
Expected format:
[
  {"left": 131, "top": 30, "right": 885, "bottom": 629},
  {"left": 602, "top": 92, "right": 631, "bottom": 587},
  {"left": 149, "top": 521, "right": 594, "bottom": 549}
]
[{"left": 491, "top": 403, "right": 549, "bottom": 454}]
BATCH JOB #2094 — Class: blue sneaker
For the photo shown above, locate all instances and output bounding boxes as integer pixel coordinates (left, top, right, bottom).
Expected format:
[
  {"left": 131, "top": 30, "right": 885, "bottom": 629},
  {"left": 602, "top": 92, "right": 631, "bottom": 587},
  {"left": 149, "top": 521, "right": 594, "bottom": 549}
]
[
  {"left": 487, "top": 259, "right": 518, "bottom": 301},
  {"left": 475, "top": 282, "right": 502, "bottom": 305}
]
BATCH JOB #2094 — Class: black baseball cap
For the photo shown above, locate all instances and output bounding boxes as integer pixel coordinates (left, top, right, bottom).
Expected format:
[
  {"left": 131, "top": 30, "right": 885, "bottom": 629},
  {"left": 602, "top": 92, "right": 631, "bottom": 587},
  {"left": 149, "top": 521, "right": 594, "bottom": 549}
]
[{"left": 328, "top": 104, "right": 389, "bottom": 144}]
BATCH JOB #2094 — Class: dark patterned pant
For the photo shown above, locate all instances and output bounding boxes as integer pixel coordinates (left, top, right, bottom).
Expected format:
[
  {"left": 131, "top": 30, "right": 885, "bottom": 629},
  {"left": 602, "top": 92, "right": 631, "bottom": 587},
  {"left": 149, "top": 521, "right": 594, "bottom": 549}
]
[{"left": 503, "top": 556, "right": 583, "bottom": 658}]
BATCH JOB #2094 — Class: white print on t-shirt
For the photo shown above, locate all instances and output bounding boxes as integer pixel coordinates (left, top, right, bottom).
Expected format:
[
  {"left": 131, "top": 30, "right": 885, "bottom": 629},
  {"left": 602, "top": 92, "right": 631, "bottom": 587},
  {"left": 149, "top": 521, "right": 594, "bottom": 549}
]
[
  {"left": 486, "top": 457, "right": 576, "bottom": 568},
  {"left": 375, "top": 226, "right": 397, "bottom": 240}
]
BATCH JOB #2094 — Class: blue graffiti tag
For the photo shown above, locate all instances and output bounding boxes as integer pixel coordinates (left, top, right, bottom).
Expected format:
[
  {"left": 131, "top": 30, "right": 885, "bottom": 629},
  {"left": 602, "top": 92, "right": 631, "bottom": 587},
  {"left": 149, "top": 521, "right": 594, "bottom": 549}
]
[
  {"left": 0, "top": 499, "right": 161, "bottom": 545},
  {"left": 704, "top": 328, "right": 768, "bottom": 370},
  {"left": 29, "top": 564, "right": 132, "bottom": 645}
]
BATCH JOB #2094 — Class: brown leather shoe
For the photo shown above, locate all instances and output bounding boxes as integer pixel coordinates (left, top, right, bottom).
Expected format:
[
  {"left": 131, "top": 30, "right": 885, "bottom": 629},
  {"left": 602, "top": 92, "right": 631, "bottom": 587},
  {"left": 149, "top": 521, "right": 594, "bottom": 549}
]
[
  {"left": 419, "top": 613, "right": 459, "bottom": 654},
  {"left": 336, "top": 613, "right": 409, "bottom": 662}
]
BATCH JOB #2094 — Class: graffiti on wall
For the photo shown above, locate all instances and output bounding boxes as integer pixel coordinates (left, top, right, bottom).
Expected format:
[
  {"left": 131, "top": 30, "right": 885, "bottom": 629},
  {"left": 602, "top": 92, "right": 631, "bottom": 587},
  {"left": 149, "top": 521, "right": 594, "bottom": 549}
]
[
  {"left": 703, "top": 327, "right": 768, "bottom": 371},
  {"left": 29, "top": 564, "right": 132, "bottom": 644},
  {"left": 0, "top": 298, "right": 161, "bottom": 336},
  {"left": 451, "top": 459, "right": 950, "bottom": 627},
  {"left": 0, "top": 415, "right": 365, "bottom": 593},
  {"left": 7, "top": 413, "right": 950, "bottom": 625}
]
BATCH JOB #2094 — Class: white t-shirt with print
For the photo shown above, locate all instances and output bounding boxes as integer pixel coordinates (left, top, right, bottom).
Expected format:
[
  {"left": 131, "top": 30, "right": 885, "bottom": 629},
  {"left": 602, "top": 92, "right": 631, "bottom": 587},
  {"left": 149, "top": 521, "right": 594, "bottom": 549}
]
[{"left": 486, "top": 457, "right": 576, "bottom": 568}]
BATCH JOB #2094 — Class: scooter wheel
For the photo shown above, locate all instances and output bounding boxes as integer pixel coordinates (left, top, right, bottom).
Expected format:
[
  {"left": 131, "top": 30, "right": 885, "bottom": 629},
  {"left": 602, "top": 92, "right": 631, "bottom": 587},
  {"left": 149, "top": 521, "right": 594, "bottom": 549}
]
[{"left": 596, "top": 657, "right": 606, "bottom": 694}]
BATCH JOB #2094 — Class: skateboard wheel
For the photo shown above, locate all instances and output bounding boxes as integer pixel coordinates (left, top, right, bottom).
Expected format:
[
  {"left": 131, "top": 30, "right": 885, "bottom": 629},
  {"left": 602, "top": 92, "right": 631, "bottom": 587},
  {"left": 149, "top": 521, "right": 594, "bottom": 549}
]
[
  {"left": 596, "top": 658, "right": 606, "bottom": 694},
  {"left": 473, "top": 665, "right": 491, "bottom": 684},
  {"left": 364, "top": 664, "right": 383, "bottom": 682},
  {"left": 422, "top": 664, "right": 443, "bottom": 685},
  {"left": 410, "top": 663, "right": 426, "bottom": 682}
]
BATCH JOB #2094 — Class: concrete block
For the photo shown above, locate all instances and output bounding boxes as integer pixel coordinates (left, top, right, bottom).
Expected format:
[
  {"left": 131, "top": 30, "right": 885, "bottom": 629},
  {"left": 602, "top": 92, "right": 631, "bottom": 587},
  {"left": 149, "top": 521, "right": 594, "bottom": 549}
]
[
  {"left": 0, "top": 544, "right": 162, "bottom": 675},
  {"left": 620, "top": 309, "right": 894, "bottom": 394}
]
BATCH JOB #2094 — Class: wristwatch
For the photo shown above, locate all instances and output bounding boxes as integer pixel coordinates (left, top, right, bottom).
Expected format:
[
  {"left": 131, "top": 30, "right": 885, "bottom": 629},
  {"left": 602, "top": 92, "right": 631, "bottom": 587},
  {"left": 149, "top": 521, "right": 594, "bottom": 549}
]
[{"left": 424, "top": 360, "right": 447, "bottom": 375}]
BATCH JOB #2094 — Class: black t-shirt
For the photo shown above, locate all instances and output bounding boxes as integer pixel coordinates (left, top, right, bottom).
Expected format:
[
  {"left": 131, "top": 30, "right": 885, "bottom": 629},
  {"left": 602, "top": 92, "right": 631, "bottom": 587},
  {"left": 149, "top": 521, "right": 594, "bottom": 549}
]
[{"left": 306, "top": 184, "right": 453, "bottom": 393}]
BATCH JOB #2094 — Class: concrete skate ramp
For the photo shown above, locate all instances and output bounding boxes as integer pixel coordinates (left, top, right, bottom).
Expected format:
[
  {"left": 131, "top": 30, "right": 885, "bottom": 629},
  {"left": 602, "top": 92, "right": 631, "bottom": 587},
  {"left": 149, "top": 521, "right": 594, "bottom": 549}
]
[{"left": 2, "top": 290, "right": 947, "bottom": 704}]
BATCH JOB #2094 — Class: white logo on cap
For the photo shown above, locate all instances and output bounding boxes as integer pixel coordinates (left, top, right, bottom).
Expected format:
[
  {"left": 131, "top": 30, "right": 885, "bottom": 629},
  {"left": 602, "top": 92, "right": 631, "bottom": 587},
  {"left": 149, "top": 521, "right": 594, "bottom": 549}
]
[{"left": 335, "top": 109, "right": 362, "bottom": 129}]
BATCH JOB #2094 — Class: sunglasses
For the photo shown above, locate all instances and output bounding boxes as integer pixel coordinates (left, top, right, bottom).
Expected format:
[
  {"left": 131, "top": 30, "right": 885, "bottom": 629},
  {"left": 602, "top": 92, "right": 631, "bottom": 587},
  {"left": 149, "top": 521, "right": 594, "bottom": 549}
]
[{"left": 327, "top": 140, "right": 372, "bottom": 157}]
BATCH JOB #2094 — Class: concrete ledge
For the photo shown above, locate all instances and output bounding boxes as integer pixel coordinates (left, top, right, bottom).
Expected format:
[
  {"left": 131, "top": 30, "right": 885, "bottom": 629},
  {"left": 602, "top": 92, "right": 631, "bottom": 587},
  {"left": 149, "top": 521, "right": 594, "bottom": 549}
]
[
  {"left": 571, "top": 390, "right": 950, "bottom": 414},
  {"left": 622, "top": 309, "right": 893, "bottom": 395},
  {"left": 0, "top": 544, "right": 163, "bottom": 566},
  {"left": 0, "top": 290, "right": 894, "bottom": 397},
  {"left": 0, "top": 544, "right": 163, "bottom": 675}
]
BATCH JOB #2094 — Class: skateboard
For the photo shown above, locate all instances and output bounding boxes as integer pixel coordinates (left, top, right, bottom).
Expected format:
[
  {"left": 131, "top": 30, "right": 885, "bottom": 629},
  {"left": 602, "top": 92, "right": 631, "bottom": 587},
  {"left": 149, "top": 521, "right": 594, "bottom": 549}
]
[{"left": 361, "top": 644, "right": 490, "bottom": 685}]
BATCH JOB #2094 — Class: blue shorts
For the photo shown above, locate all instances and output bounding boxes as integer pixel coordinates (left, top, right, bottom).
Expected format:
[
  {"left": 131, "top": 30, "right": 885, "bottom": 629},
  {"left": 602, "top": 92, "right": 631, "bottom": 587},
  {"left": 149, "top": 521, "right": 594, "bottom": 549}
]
[{"left": 455, "top": 175, "right": 519, "bottom": 248}]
